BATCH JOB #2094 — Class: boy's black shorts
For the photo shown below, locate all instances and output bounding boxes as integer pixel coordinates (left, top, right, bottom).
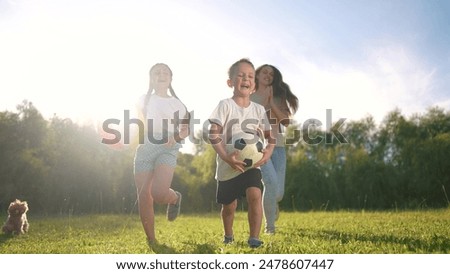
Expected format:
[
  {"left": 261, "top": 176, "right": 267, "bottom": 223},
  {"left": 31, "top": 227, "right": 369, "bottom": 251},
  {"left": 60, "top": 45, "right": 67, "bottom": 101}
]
[{"left": 217, "top": 168, "right": 263, "bottom": 205}]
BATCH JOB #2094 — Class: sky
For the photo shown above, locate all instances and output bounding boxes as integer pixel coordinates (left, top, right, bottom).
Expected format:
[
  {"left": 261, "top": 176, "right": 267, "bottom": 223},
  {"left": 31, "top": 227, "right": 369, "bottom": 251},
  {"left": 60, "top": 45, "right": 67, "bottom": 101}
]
[{"left": 1, "top": 0, "right": 450, "bottom": 151}]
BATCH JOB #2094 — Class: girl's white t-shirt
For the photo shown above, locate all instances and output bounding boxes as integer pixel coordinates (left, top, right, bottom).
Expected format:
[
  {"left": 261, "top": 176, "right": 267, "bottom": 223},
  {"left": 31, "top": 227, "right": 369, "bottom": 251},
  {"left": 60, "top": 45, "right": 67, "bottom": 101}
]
[{"left": 137, "top": 94, "right": 187, "bottom": 135}]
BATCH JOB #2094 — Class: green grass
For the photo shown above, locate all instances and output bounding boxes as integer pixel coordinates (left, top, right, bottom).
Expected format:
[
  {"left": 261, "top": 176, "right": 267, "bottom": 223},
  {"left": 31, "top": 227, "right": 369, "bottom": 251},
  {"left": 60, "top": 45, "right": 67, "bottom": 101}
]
[{"left": 1, "top": 210, "right": 449, "bottom": 254}]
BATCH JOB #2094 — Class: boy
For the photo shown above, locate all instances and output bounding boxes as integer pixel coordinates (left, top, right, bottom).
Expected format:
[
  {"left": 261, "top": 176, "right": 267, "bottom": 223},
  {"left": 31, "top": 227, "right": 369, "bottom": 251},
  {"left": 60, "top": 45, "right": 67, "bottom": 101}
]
[{"left": 208, "top": 58, "right": 275, "bottom": 248}]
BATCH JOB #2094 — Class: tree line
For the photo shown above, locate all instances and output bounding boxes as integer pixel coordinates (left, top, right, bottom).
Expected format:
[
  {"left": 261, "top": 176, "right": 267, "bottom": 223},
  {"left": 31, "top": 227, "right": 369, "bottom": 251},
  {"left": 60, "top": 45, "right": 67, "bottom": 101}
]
[{"left": 0, "top": 101, "right": 449, "bottom": 215}]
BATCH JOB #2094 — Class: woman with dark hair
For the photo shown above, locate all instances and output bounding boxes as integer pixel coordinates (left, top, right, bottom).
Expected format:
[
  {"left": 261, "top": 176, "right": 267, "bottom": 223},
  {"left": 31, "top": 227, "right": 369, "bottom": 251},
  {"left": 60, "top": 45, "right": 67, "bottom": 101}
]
[{"left": 250, "top": 64, "right": 298, "bottom": 234}]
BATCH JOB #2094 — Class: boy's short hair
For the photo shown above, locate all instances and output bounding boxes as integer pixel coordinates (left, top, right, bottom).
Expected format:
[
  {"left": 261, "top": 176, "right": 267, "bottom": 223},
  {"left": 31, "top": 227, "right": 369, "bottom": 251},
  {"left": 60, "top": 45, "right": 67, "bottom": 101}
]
[{"left": 228, "top": 58, "right": 255, "bottom": 78}]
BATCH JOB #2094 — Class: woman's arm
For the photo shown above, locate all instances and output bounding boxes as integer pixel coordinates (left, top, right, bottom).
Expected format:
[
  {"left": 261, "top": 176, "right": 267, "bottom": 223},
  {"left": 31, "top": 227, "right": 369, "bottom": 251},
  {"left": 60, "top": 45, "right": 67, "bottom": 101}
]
[{"left": 268, "top": 93, "right": 291, "bottom": 127}]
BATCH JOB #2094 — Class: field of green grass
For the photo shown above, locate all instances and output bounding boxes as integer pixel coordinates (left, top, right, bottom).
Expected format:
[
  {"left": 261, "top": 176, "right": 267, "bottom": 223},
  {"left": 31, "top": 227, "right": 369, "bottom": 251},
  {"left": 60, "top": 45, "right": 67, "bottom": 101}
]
[{"left": 1, "top": 210, "right": 449, "bottom": 254}]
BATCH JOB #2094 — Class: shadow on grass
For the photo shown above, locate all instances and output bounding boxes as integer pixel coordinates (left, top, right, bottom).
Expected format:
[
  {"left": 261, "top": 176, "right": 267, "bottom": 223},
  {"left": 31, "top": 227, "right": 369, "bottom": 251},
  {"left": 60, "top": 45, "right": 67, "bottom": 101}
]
[
  {"left": 0, "top": 233, "right": 14, "bottom": 245},
  {"left": 149, "top": 242, "right": 178, "bottom": 254},
  {"left": 318, "top": 229, "right": 450, "bottom": 253},
  {"left": 192, "top": 243, "right": 216, "bottom": 254},
  {"left": 148, "top": 242, "right": 217, "bottom": 254}
]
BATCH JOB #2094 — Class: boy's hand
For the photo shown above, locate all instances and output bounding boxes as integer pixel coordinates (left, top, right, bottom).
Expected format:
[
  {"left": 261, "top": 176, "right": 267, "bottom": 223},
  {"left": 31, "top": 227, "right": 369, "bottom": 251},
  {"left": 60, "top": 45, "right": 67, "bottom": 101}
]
[
  {"left": 209, "top": 123, "right": 247, "bottom": 172},
  {"left": 224, "top": 150, "right": 247, "bottom": 173},
  {"left": 254, "top": 145, "right": 274, "bottom": 168}
]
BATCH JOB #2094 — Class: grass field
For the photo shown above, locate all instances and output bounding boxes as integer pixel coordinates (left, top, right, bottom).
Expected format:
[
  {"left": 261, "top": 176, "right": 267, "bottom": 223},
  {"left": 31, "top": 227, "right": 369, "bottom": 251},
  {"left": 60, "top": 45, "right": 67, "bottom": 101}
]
[{"left": 1, "top": 210, "right": 449, "bottom": 254}]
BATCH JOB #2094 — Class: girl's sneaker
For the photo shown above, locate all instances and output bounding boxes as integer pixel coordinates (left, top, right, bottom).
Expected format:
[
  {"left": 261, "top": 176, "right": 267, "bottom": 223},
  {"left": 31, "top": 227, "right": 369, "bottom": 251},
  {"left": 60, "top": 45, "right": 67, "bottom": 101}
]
[
  {"left": 248, "top": 237, "right": 263, "bottom": 248},
  {"left": 167, "top": 191, "right": 182, "bottom": 221}
]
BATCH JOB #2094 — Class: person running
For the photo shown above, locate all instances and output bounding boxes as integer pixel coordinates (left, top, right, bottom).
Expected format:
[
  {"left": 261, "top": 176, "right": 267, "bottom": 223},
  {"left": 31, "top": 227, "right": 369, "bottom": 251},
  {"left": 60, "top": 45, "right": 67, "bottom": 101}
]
[
  {"left": 133, "top": 63, "right": 189, "bottom": 245},
  {"left": 208, "top": 58, "right": 275, "bottom": 248},
  {"left": 251, "top": 64, "right": 298, "bottom": 234}
]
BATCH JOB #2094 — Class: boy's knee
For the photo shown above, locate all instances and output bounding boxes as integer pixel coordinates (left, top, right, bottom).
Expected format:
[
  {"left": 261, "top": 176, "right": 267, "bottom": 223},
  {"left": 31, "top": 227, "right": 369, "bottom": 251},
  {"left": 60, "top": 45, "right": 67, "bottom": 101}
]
[
  {"left": 222, "top": 201, "right": 237, "bottom": 212},
  {"left": 248, "top": 197, "right": 262, "bottom": 205},
  {"left": 247, "top": 187, "right": 262, "bottom": 197}
]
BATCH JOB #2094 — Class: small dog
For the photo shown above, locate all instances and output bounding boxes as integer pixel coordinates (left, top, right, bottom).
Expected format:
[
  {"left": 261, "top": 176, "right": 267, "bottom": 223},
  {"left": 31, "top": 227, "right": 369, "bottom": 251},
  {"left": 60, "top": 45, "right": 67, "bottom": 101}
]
[{"left": 2, "top": 199, "right": 29, "bottom": 235}]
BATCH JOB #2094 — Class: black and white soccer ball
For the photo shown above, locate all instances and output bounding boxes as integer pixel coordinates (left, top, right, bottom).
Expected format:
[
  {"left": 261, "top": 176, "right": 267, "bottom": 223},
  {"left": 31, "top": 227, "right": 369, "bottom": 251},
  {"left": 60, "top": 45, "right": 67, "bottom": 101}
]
[{"left": 229, "top": 131, "right": 264, "bottom": 168}]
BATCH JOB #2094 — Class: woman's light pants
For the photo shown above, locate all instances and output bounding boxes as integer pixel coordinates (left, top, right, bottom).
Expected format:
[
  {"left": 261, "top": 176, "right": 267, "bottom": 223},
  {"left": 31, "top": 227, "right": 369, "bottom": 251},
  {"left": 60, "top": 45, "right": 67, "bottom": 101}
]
[{"left": 261, "top": 147, "right": 286, "bottom": 232}]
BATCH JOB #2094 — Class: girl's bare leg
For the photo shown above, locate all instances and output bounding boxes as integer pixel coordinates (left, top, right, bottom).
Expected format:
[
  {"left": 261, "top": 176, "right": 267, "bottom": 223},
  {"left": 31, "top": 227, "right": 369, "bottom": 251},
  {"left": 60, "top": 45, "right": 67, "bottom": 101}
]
[
  {"left": 135, "top": 171, "right": 155, "bottom": 242},
  {"left": 151, "top": 164, "right": 178, "bottom": 205}
]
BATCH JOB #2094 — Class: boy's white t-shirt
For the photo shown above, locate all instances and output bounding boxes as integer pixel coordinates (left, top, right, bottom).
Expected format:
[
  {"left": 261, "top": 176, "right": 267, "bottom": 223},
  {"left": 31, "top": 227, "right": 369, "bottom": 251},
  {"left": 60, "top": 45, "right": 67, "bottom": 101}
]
[
  {"left": 209, "top": 98, "right": 271, "bottom": 181},
  {"left": 137, "top": 94, "right": 187, "bottom": 135}
]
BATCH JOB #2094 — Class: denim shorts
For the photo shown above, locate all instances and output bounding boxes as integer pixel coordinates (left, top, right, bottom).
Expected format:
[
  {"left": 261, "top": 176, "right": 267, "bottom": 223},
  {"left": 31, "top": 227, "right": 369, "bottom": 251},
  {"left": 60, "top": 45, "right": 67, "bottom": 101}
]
[{"left": 133, "top": 142, "right": 181, "bottom": 174}]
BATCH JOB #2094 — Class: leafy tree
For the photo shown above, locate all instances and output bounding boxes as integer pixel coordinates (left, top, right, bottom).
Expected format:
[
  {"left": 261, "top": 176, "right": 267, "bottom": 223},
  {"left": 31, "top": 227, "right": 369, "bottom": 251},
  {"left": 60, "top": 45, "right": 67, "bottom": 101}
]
[{"left": 1, "top": 101, "right": 448, "bottom": 214}]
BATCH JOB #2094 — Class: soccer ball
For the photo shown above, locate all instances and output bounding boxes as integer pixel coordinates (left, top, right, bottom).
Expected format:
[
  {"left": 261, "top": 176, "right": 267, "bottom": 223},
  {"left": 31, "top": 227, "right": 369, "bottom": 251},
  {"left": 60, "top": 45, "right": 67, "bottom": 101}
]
[{"left": 229, "top": 131, "right": 264, "bottom": 168}]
